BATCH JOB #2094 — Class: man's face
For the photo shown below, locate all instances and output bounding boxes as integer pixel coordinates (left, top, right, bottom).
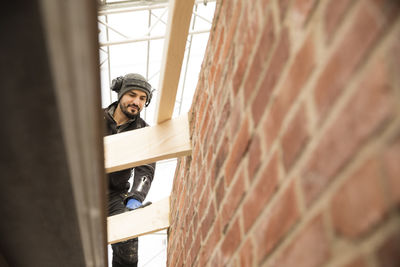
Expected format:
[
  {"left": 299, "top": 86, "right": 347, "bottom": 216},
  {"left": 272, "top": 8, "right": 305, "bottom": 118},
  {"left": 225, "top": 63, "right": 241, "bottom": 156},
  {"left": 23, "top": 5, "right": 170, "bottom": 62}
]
[{"left": 119, "top": 89, "right": 147, "bottom": 119}]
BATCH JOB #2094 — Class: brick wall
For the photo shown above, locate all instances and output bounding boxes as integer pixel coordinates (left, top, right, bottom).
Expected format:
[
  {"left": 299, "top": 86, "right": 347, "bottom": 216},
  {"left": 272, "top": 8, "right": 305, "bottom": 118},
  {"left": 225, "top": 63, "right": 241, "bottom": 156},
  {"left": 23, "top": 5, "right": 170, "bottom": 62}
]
[{"left": 168, "top": 0, "right": 400, "bottom": 266}]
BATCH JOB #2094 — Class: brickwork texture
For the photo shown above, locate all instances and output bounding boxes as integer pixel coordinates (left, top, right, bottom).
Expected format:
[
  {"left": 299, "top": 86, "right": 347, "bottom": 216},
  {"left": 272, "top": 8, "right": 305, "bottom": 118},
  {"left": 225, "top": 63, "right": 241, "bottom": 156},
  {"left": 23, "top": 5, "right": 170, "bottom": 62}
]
[{"left": 167, "top": 0, "right": 400, "bottom": 266}]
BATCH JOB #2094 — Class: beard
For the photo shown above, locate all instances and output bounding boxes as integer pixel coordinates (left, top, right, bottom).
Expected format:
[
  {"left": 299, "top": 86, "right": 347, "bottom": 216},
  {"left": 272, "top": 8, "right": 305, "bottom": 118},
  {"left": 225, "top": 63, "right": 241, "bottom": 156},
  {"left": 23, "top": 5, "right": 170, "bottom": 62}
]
[{"left": 120, "top": 103, "right": 141, "bottom": 119}]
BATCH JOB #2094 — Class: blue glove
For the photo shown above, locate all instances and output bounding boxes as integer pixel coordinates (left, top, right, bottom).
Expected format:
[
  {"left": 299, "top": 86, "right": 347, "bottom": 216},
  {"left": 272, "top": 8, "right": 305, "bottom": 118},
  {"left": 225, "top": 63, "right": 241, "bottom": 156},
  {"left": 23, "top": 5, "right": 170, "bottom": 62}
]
[{"left": 126, "top": 198, "right": 142, "bottom": 210}]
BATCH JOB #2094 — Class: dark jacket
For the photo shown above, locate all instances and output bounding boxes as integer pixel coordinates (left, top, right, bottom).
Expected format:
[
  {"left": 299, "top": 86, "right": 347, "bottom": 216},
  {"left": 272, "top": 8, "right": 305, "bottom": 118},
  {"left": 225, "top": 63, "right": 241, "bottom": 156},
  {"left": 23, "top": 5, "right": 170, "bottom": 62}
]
[{"left": 104, "top": 102, "right": 156, "bottom": 203}]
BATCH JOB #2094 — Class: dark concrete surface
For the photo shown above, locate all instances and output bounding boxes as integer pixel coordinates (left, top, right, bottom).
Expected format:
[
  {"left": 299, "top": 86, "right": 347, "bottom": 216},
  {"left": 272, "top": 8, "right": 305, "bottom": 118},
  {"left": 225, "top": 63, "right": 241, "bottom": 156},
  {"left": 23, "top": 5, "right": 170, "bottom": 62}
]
[{"left": 0, "top": 1, "right": 86, "bottom": 266}]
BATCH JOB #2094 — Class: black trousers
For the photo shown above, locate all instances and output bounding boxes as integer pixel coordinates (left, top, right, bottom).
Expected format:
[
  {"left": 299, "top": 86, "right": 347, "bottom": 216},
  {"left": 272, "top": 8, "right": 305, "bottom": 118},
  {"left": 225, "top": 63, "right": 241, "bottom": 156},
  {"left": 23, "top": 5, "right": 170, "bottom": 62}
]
[{"left": 108, "top": 192, "right": 138, "bottom": 267}]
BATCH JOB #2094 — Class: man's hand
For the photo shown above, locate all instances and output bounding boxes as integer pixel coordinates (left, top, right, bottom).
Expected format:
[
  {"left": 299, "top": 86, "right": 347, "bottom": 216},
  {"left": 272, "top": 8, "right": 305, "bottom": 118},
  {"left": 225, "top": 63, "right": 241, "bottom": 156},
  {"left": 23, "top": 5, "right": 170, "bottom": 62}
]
[{"left": 126, "top": 198, "right": 142, "bottom": 210}]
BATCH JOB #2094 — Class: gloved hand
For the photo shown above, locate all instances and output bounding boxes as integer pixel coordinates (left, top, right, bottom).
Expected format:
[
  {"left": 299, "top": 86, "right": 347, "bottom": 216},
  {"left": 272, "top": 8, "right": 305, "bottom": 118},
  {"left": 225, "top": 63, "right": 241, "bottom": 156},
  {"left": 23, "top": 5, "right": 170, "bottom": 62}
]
[{"left": 126, "top": 198, "right": 142, "bottom": 210}]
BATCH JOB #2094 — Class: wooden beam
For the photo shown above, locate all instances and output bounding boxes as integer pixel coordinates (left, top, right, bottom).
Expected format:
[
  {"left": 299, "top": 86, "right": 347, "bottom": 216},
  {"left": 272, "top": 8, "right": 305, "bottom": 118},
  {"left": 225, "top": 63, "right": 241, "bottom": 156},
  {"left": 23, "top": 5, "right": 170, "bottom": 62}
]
[
  {"left": 155, "top": 0, "right": 195, "bottom": 124},
  {"left": 104, "top": 112, "right": 191, "bottom": 173},
  {"left": 108, "top": 197, "right": 170, "bottom": 244}
]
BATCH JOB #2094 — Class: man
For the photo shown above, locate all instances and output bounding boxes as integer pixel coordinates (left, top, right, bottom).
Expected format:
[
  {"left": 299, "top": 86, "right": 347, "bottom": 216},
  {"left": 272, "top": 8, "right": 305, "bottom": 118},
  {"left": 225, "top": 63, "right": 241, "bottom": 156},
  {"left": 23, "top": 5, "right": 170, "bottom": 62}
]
[{"left": 104, "top": 73, "right": 156, "bottom": 267}]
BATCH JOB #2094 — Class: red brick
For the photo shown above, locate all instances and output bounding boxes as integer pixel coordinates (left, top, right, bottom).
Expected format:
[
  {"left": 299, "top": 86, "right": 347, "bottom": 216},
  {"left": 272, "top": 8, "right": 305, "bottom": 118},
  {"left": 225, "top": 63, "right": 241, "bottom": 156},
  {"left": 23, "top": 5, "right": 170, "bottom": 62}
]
[
  {"left": 186, "top": 227, "right": 194, "bottom": 258},
  {"left": 239, "top": 238, "right": 254, "bottom": 267},
  {"left": 213, "top": 61, "right": 224, "bottom": 92},
  {"left": 215, "top": 79, "right": 229, "bottom": 114},
  {"left": 206, "top": 150, "right": 213, "bottom": 179},
  {"left": 245, "top": 1, "right": 260, "bottom": 53},
  {"left": 189, "top": 231, "right": 201, "bottom": 266},
  {"left": 247, "top": 133, "right": 262, "bottom": 180},
  {"left": 221, "top": 1, "right": 242, "bottom": 61},
  {"left": 281, "top": 104, "right": 309, "bottom": 172},
  {"left": 278, "top": 0, "right": 290, "bottom": 21},
  {"left": 231, "top": 258, "right": 240, "bottom": 267},
  {"left": 182, "top": 238, "right": 188, "bottom": 266},
  {"left": 341, "top": 257, "right": 368, "bottom": 267},
  {"left": 215, "top": 176, "right": 225, "bottom": 209},
  {"left": 168, "top": 1, "right": 400, "bottom": 266},
  {"left": 176, "top": 248, "right": 183, "bottom": 267},
  {"left": 214, "top": 137, "right": 229, "bottom": 181},
  {"left": 244, "top": 12, "right": 275, "bottom": 100},
  {"left": 198, "top": 180, "right": 211, "bottom": 221},
  {"left": 262, "top": 33, "right": 316, "bottom": 150},
  {"left": 193, "top": 72, "right": 204, "bottom": 99},
  {"left": 324, "top": 0, "right": 354, "bottom": 42},
  {"left": 377, "top": 230, "right": 400, "bottom": 267},
  {"left": 201, "top": 201, "right": 216, "bottom": 240},
  {"left": 196, "top": 91, "right": 208, "bottom": 131},
  {"left": 262, "top": 103, "right": 281, "bottom": 150},
  {"left": 272, "top": 34, "right": 315, "bottom": 131},
  {"left": 177, "top": 186, "right": 187, "bottom": 220},
  {"left": 199, "top": 104, "right": 211, "bottom": 143},
  {"left": 387, "top": 29, "right": 400, "bottom": 84},
  {"left": 331, "top": 159, "right": 387, "bottom": 238},
  {"left": 192, "top": 213, "right": 199, "bottom": 237},
  {"left": 210, "top": 249, "right": 223, "bottom": 267},
  {"left": 189, "top": 157, "right": 197, "bottom": 181},
  {"left": 254, "top": 181, "right": 300, "bottom": 262},
  {"left": 228, "top": 95, "right": 243, "bottom": 141},
  {"left": 383, "top": 138, "right": 400, "bottom": 206},
  {"left": 191, "top": 141, "right": 201, "bottom": 165},
  {"left": 214, "top": 99, "right": 231, "bottom": 150},
  {"left": 372, "top": 0, "right": 400, "bottom": 25},
  {"left": 302, "top": 58, "right": 395, "bottom": 206},
  {"left": 202, "top": 117, "right": 216, "bottom": 155},
  {"left": 272, "top": 214, "right": 330, "bottom": 267},
  {"left": 185, "top": 205, "right": 194, "bottom": 232},
  {"left": 232, "top": 3, "right": 251, "bottom": 95},
  {"left": 291, "top": 0, "right": 318, "bottom": 27},
  {"left": 314, "top": 2, "right": 384, "bottom": 121},
  {"left": 199, "top": 218, "right": 221, "bottom": 266},
  {"left": 193, "top": 168, "right": 204, "bottom": 203},
  {"left": 208, "top": 61, "right": 217, "bottom": 89},
  {"left": 212, "top": 26, "right": 224, "bottom": 62},
  {"left": 221, "top": 168, "right": 246, "bottom": 230},
  {"left": 168, "top": 247, "right": 177, "bottom": 266},
  {"left": 242, "top": 151, "right": 279, "bottom": 232},
  {"left": 224, "top": 119, "right": 250, "bottom": 185},
  {"left": 233, "top": 47, "right": 249, "bottom": 96},
  {"left": 221, "top": 218, "right": 242, "bottom": 264},
  {"left": 251, "top": 28, "right": 290, "bottom": 125}
]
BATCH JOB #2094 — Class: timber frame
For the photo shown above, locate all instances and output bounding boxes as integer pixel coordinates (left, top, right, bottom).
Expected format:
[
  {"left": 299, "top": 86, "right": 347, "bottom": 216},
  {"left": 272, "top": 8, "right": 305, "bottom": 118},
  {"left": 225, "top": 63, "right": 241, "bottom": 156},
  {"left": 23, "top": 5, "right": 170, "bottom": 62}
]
[
  {"left": 104, "top": 0, "right": 195, "bottom": 246},
  {"left": 1, "top": 0, "right": 198, "bottom": 265},
  {"left": 108, "top": 197, "right": 170, "bottom": 244},
  {"left": 104, "top": 113, "right": 191, "bottom": 173},
  {"left": 24, "top": 0, "right": 197, "bottom": 263}
]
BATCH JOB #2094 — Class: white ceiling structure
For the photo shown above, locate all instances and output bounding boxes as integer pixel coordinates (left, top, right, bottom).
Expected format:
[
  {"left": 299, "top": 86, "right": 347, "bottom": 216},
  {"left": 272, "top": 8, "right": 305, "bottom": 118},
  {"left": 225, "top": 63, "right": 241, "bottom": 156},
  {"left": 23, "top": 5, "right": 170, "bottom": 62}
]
[
  {"left": 98, "top": 0, "right": 216, "bottom": 124},
  {"left": 97, "top": 1, "right": 216, "bottom": 266}
]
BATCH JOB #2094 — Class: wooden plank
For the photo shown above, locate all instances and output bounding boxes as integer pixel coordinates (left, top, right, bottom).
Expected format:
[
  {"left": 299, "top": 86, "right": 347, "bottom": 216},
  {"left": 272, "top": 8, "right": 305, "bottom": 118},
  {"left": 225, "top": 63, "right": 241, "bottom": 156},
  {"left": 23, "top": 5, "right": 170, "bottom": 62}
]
[
  {"left": 107, "top": 197, "right": 170, "bottom": 244},
  {"left": 104, "top": 112, "right": 191, "bottom": 173},
  {"left": 155, "top": 0, "right": 195, "bottom": 124}
]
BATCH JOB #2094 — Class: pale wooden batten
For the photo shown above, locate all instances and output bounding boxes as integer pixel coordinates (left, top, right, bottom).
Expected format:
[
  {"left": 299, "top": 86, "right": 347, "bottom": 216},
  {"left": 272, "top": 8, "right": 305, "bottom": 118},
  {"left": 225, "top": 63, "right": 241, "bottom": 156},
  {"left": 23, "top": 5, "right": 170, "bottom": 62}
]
[{"left": 108, "top": 197, "right": 170, "bottom": 244}]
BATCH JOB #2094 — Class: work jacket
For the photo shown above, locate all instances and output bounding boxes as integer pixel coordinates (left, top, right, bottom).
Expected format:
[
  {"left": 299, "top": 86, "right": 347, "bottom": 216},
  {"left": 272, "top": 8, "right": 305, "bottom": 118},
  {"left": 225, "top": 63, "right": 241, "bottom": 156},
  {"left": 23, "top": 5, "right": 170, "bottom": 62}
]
[{"left": 103, "top": 102, "right": 156, "bottom": 203}]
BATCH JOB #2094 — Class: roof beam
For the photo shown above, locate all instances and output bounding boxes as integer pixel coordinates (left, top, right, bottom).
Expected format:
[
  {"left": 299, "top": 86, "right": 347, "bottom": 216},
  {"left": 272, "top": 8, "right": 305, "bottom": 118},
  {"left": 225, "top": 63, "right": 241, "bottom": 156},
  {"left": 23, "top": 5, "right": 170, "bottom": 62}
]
[
  {"left": 155, "top": 0, "right": 195, "bottom": 124},
  {"left": 104, "top": 112, "right": 191, "bottom": 173},
  {"left": 99, "top": 29, "right": 209, "bottom": 47},
  {"left": 107, "top": 197, "right": 170, "bottom": 244},
  {"left": 98, "top": 0, "right": 214, "bottom": 15}
]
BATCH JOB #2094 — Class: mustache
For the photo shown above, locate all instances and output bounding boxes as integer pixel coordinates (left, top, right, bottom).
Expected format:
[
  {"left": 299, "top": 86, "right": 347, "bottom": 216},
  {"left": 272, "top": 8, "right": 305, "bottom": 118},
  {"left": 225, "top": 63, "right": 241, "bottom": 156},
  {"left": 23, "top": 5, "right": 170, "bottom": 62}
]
[{"left": 127, "top": 104, "right": 140, "bottom": 110}]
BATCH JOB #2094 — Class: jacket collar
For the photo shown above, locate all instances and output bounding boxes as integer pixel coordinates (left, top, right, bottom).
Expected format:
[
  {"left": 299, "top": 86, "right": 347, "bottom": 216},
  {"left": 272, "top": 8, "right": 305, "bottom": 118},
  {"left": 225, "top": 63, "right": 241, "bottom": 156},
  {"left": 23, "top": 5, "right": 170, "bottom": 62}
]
[{"left": 105, "top": 101, "right": 138, "bottom": 126}]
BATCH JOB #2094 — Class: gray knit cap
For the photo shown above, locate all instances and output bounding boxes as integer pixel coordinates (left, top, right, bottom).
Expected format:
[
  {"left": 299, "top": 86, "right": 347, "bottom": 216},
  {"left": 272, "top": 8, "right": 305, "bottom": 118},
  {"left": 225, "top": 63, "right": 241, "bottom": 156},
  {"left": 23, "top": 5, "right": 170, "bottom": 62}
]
[{"left": 111, "top": 73, "right": 153, "bottom": 106}]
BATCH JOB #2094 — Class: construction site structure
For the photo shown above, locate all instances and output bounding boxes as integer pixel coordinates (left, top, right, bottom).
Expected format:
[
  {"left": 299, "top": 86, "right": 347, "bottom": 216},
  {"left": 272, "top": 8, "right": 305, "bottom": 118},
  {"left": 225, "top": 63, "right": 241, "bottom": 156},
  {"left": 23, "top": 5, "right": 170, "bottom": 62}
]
[{"left": 0, "top": 0, "right": 399, "bottom": 266}]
